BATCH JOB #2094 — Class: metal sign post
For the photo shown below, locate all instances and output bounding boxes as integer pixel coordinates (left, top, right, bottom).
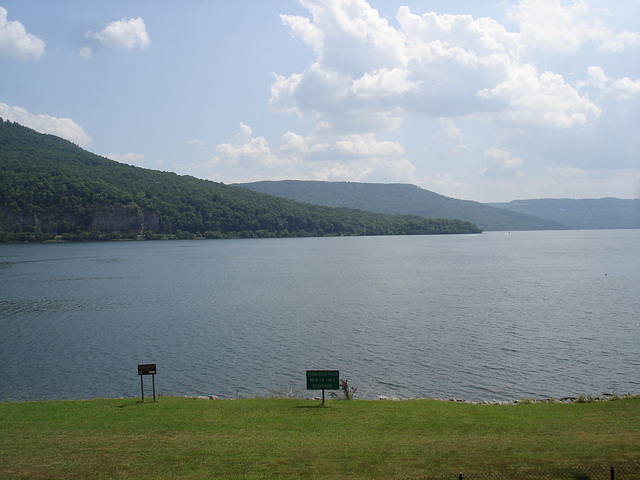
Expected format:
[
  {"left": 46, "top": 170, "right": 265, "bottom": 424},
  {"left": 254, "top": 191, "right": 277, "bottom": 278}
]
[
  {"left": 306, "top": 370, "right": 339, "bottom": 405},
  {"left": 138, "top": 364, "right": 157, "bottom": 402}
]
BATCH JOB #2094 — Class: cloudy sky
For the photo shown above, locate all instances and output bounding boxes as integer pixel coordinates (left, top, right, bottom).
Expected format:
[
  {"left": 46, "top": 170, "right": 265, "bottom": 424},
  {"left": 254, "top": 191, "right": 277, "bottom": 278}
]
[{"left": 1, "top": 0, "right": 639, "bottom": 202}]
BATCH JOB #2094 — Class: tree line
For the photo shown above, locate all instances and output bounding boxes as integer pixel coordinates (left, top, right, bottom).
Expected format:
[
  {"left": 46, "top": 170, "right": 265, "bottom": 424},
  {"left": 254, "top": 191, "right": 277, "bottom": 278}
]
[{"left": 0, "top": 119, "right": 481, "bottom": 242}]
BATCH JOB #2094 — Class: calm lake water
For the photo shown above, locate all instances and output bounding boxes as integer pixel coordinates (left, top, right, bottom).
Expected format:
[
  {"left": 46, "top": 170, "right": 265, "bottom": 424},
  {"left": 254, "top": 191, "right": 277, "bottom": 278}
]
[{"left": 1, "top": 230, "right": 639, "bottom": 402}]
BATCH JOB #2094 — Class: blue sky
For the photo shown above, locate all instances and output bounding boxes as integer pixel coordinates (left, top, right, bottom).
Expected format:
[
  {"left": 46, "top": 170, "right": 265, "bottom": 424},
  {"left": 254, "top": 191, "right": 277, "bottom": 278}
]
[{"left": 1, "top": 0, "right": 639, "bottom": 202}]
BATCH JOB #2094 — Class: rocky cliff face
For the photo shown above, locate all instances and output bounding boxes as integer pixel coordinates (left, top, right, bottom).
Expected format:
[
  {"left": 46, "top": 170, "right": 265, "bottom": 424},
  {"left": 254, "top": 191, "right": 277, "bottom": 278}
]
[
  {"left": 0, "top": 206, "right": 159, "bottom": 233},
  {"left": 89, "top": 206, "right": 159, "bottom": 233}
]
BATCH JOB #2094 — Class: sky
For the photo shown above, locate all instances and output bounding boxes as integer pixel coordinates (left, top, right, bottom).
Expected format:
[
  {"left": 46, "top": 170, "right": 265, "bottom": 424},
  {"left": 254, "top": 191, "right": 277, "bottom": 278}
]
[{"left": 1, "top": 0, "right": 639, "bottom": 203}]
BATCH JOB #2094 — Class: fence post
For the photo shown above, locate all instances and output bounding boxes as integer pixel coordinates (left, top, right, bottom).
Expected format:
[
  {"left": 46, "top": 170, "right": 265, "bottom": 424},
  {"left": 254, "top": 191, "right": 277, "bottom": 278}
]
[
  {"left": 459, "top": 473, "right": 463, "bottom": 480},
  {"left": 610, "top": 465, "right": 615, "bottom": 480}
]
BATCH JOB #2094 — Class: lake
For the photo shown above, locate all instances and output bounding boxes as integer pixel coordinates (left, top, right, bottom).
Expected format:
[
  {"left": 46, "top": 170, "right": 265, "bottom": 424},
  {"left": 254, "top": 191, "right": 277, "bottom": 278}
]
[{"left": 1, "top": 230, "right": 638, "bottom": 402}]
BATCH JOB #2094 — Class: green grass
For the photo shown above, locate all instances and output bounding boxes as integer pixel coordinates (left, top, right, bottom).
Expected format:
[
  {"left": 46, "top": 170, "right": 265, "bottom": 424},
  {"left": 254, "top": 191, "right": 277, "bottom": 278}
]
[{"left": 1, "top": 396, "right": 638, "bottom": 479}]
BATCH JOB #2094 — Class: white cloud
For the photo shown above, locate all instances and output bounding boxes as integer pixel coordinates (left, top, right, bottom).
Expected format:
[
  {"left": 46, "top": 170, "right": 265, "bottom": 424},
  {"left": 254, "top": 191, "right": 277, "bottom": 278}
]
[
  {"left": 90, "top": 17, "right": 150, "bottom": 50},
  {"left": 263, "top": 0, "right": 635, "bottom": 196},
  {"left": 434, "top": 117, "right": 465, "bottom": 154},
  {"left": 290, "top": 130, "right": 415, "bottom": 182},
  {"left": 187, "top": 138, "right": 203, "bottom": 146},
  {"left": 397, "top": 7, "right": 520, "bottom": 61},
  {"left": 581, "top": 66, "right": 640, "bottom": 100},
  {"left": 234, "top": 122, "right": 253, "bottom": 145},
  {"left": 350, "top": 68, "right": 421, "bottom": 98},
  {"left": 508, "top": 0, "right": 640, "bottom": 53},
  {"left": 334, "top": 132, "right": 404, "bottom": 157},
  {"left": 209, "top": 123, "right": 285, "bottom": 169},
  {"left": 204, "top": 122, "right": 415, "bottom": 185},
  {"left": 78, "top": 46, "right": 92, "bottom": 60},
  {"left": 0, "top": 103, "right": 92, "bottom": 147},
  {"left": 271, "top": 1, "right": 601, "bottom": 135},
  {"left": 480, "top": 147, "right": 523, "bottom": 177},
  {"left": 278, "top": 130, "right": 330, "bottom": 160},
  {"left": 271, "top": 0, "right": 410, "bottom": 131},
  {"left": 291, "top": 0, "right": 407, "bottom": 76},
  {"left": 278, "top": 129, "right": 405, "bottom": 163},
  {"left": 0, "top": 6, "right": 45, "bottom": 61},
  {"left": 280, "top": 13, "right": 324, "bottom": 54},
  {"left": 478, "top": 64, "right": 601, "bottom": 129},
  {"left": 307, "top": 154, "right": 416, "bottom": 183}
]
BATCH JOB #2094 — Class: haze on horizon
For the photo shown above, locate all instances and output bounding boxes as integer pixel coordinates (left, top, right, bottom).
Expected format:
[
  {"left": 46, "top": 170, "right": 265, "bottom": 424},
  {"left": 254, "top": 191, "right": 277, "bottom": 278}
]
[{"left": 1, "top": 0, "right": 639, "bottom": 203}]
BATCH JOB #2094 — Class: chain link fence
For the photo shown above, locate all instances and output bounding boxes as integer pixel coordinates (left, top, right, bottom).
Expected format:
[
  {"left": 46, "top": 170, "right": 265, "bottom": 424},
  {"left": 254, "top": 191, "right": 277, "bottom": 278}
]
[{"left": 411, "top": 461, "right": 640, "bottom": 480}]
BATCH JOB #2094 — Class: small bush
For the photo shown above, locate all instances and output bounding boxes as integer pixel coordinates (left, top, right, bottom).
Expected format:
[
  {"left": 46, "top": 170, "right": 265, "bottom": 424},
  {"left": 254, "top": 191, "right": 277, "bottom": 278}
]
[{"left": 330, "top": 379, "right": 358, "bottom": 400}]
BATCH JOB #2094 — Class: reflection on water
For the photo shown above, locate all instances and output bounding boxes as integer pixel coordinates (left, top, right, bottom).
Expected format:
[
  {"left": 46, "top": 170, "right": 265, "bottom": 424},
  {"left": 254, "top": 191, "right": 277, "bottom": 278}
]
[{"left": 0, "top": 230, "right": 639, "bottom": 402}]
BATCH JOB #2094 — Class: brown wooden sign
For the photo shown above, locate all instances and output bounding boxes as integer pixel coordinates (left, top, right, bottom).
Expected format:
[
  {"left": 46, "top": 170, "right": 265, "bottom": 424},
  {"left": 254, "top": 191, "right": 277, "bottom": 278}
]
[
  {"left": 137, "top": 364, "right": 157, "bottom": 402},
  {"left": 138, "top": 364, "right": 156, "bottom": 375}
]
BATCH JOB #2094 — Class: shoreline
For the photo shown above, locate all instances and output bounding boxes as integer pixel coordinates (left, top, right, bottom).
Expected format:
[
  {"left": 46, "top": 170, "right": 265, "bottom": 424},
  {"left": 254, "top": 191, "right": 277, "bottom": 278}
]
[{"left": 2, "top": 392, "right": 638, "bottom": 405}]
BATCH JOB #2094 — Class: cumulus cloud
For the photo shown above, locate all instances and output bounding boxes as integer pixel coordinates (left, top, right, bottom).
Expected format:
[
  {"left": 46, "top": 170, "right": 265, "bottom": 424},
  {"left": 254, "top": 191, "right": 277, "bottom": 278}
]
[
  {"left": 270, "top": 0, "right": 600, "bottom": 134},
  {"left": 0, "top": 103, "right": 92, "bottom": 147},
  {"left": 350, "top": 67, "right": 421, "bottom": 98},
  {"left": 307, "top": 154, "right": 416, "bottom": 183},
  {"left": 480, "top": 147, "right": 523, "bottom": 177},
  {"left": 278, "top": 128, "right": 403, "bottom": 162},
  {"left": 209, "top": 123, "right": 284, "bottom": 169},
  {"left": 205, "top": 0, "right": 635, "bottom": 199},
  {"left": 289, "top": 130, "right": 415, "bottom": 182},
  {"left": 278, "top": 130, "right": 330, "bottom": 162},
  {"left": 508, "top": 0, "right": 640, "bottom": 53},
  {"left": 580, "top": 66, "right": 640, "bottom": 100},
  {"left": 0, "top": 6, "right": 45, "bottom": 61},
  {"left": 281, "top": 12, "right": 323, "bottom": 54},
  {"left": 435, "top": 118, "right": 465, "bottom": 154},
  {"left": 204, "top": 122, "right": 415, "bottom": 184},
  {"left": 334, "top": 132, "right": 405, "bottom": 157},
  {"left": 89, "top": 17, "right": 150, "bottom": 50},
  {"left": 478, "top": 64, "right": 601, "bottom": 129},
  {"left": 287, "top": 0, "right": 407, "bottom": 76}
]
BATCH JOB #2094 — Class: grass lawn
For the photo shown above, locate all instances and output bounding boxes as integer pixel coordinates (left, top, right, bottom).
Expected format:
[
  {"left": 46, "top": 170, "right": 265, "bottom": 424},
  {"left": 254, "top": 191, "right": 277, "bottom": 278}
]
[{"left": 0, "top": 396, "right": 638, "bottom": 479}]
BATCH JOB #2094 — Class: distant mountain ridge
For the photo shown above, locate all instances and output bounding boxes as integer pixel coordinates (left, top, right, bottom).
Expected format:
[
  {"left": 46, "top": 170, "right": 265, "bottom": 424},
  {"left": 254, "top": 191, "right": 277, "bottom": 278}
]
[
  {"left": 487, "top": 198, "right": 640, "bottom": 230},
  {"left": 235, "top": 180, "right": 568, "bottom": 231}
]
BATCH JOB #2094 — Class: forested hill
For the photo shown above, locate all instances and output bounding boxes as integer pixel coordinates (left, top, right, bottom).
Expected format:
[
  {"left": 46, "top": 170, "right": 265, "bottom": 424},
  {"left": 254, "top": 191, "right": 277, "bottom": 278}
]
[
  {"left": 0, "top": 119, "right": 481, "bottom": 242},
  {"left": 487, "top": 198, "right": 640, "bottom": 229},
  {"left": 235, "top": 180, "right": 567, "bottom": 231}
]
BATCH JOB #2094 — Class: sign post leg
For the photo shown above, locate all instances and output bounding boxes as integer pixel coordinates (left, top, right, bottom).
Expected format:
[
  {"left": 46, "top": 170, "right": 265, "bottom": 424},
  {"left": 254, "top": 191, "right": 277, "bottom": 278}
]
[
  {"left": 322, "top": 389, "right": 325, "bottom": 405},
  {"left": 140, "top": 375, "right": 144, "bottom": 402},
  {"left": 152, "top": 374, "right": 156, "bottom": 402}
]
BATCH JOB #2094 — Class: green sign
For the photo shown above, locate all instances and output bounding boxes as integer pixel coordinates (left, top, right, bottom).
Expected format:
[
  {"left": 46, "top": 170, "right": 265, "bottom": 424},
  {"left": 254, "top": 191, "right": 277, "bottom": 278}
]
[{"left": 306, "top": 370, "right": 339, "bottom": 390}]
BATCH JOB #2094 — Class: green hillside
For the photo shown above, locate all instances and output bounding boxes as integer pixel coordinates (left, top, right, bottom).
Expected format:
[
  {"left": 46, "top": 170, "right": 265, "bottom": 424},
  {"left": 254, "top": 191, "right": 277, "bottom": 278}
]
[
  {"left": 235, "top": 180, "right": 568, "bottom": 231},
  {"left": 0, "top": 119, "right": 481, "bottom": 242},
  {"left": 487, "top": 198, "right": 640, "bottom": 229}
]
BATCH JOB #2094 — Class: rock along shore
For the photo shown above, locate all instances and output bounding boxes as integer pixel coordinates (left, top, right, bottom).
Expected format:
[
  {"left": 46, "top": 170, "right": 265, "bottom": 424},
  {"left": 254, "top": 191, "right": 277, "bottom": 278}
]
[{"left": 188, "top": 393, "right": 637, "bottom": 405}]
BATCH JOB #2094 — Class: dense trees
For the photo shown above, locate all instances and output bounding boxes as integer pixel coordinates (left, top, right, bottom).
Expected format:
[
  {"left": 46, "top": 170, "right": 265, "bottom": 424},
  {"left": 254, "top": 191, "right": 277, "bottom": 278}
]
[{"left": 0, "top": 119, "right": 481, "bottom": 242}]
